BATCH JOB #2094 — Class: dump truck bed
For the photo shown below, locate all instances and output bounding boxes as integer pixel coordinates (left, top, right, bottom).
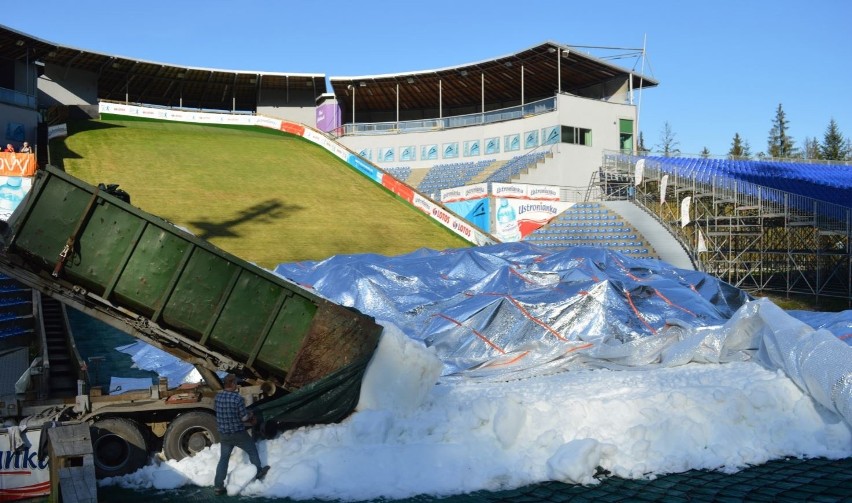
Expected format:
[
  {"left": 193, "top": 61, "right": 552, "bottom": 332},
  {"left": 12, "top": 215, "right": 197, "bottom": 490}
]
[{"left": 0, "top": 165, "right": 381, "bottom": 392}]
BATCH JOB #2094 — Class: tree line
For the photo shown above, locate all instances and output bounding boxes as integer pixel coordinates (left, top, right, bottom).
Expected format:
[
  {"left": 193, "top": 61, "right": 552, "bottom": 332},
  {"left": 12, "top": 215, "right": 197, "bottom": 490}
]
[{"left": 638, "top": 104, "right": 852, "bottom": 162}]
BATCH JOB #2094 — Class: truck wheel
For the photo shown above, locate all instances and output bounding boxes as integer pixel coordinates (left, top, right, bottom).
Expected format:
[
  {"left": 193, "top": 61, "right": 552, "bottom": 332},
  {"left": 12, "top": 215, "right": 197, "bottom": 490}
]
[
  {"left": 163, "top": 411, "right": 219, "bottom": 461},
  {"left": 91, "top": 418, "right": 149, "bottom": 478}
]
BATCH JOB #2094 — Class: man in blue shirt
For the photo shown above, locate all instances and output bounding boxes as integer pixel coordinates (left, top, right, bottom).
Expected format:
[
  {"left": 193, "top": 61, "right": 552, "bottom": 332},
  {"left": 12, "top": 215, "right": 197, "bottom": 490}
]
[{"left": 213, "top": 373, "right": 270, "bottom": 495}]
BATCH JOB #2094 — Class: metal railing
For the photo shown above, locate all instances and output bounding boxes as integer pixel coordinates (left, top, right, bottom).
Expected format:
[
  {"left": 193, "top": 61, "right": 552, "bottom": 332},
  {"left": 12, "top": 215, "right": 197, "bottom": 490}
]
[
  {"left": 339, "top": 97, "right": 557, "bottom": 137},
  {"left": 0, "top": 87, "right": 37, "bottom": 109},
  {"left": 599, "top": 152, "right": 852, "bottom": 301}
]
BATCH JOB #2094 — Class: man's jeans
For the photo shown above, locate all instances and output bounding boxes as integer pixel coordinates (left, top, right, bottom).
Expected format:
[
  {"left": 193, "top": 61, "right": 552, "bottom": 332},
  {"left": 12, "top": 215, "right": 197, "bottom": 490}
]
[{"left": 214, "top": 430, "right": 263, "bottom": 488}]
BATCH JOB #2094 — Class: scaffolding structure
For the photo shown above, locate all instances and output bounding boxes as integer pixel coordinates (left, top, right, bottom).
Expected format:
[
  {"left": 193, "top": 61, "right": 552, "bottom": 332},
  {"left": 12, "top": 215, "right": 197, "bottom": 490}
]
[{"left": 599, "top": 153, "right": 852, "bottom": 303}]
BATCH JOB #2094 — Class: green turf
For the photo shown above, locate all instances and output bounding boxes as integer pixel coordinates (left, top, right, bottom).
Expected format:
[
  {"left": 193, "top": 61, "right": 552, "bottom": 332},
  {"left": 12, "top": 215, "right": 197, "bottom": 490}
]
[{"left": 48, "top": 117, "right": 470, "bottom": 269}]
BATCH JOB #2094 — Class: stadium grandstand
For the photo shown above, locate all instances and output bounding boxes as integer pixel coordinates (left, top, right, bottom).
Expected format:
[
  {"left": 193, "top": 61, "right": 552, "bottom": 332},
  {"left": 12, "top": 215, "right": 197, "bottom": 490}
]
[
  {"left": 3, "top": 21, "right": 852, "bottom": 302},
  {"left": 2, "top": 21, "right": 852, "bottom": 503},
  {"left": 3, "top": 22, "right": 850, "bottom": 304},
  {"left": 597, "top": 153, "right": 852, "bottom": 303}
]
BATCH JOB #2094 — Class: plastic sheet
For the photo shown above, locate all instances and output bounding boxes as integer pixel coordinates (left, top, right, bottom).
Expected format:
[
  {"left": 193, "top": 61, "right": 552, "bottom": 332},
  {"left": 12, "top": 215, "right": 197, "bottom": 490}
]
[
  {"left": 274, "top": 243, "right": 752, "bottom": 377},
  {"left": 274, "top": 243, "right": 852, "bottom": 426},
  {"left": 122, "top": 243, "right": 852, "bottom": 427}
]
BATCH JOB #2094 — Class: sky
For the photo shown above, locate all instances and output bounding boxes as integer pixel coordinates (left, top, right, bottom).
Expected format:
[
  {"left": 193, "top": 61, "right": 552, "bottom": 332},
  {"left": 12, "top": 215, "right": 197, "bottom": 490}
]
[
  {"left": 6, "top": 0, "right": 852, "bottom": 157},
  {"left": 103, "top": 322, "right": 852, "bottom": 501}
]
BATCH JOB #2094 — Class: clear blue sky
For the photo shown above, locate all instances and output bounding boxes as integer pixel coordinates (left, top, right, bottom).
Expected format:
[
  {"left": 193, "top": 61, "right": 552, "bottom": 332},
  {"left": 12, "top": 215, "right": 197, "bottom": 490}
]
[{"left": 9, "top": 0, "right": 852, "bottom": 156}]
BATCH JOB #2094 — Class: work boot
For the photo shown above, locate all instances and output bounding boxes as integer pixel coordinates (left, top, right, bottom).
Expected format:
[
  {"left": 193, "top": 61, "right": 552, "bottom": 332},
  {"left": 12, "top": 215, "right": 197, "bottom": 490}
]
[{"left": 256, "top": 465, "right": 270, "bottom": 481}]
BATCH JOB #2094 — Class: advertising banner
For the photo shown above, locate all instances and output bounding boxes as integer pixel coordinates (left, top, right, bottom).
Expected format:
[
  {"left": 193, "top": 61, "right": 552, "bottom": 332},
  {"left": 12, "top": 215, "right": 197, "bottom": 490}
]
[
  {"left": 491, "top": 182, "right": 559, "bottom": 201},
  {"left": 500, "top": 198, "right": 572, "bottom": 239},
  {"left": 0, "top": 154, "right": 36, "bottom": 177},
  {"left": 315, "top": 103, "right": 341, "bottom": 132},
  {"left": 492, "top": 182, "right": 527, "bottom": 199},
  {"left": 445, "top": 199, "right": 490, "bottom": 233},
  {"left": 440, "top": 183, "right": 488, "bottom": 203},
  {"left": 47, "top": 123, "right": 68, "bottom": 140},
  {"left": 0, "top": 428, "right": 50, "bottom": 500},
  {"left": 381, "top": 175, "right": 415, "bottom": 203},
  {"left": 0, "top": 176, "right": 33, "bottom": 221}
]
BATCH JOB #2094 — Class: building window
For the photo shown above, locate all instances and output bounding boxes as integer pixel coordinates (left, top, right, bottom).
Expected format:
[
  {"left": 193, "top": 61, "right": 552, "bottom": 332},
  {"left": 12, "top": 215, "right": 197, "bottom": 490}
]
[
  {"left": 619, "top": 119, "right": 634, "bottom": 153},
  {"left": 562, "top": 126, "right": 592, "bottom": 146}
]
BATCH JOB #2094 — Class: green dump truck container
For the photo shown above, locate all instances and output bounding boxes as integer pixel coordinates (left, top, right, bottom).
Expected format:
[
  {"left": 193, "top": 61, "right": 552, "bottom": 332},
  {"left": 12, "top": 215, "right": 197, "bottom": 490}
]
[{"left": 1, "top": 165, "right": 382, "bottom": 402}]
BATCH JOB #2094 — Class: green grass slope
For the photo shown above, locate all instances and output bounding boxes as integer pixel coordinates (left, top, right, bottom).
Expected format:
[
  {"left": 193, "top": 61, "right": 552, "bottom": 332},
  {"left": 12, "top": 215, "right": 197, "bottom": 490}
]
[{"left": 49, "top": 116, "right": 469, "bottom": 269}]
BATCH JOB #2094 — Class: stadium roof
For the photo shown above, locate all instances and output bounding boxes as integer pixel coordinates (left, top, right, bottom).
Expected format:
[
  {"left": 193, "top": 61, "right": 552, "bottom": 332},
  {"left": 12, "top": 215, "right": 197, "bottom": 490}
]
[
  {"left": 1, "top": 26, "right": 656, "bottom": 117},
  {"left": 0, "top": 24, "right": 326, "bottom": 111},
  {"left": 329, "top": 41, "right": 658, "bottom": 119}
]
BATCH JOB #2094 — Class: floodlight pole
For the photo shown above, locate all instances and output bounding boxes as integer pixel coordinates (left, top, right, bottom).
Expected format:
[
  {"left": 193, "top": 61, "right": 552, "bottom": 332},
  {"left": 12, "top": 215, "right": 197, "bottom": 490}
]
[{"left": 347, "top": 84, "right": 356, "bottom": 125}]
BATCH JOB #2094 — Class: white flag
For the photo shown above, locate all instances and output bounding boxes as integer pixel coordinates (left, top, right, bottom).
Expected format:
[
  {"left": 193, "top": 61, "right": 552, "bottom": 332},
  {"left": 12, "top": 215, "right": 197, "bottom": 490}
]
[
  {"left": 660, "top": 175, "right": 669, "bottom": 204},
  {"left": 634, "top": 159, "right": 645, "bottom": 186},
  {"left": 681, "top": 196, "right": 692, "bottom": 228}
]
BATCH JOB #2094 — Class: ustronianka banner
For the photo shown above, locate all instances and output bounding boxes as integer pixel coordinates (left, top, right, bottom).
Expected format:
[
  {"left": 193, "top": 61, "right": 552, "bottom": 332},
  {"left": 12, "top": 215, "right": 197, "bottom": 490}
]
[
  {"left": 491, "top": 182, "right": 560, "bottom": 200},
  {"left": 503, "top": 198, "right": 573, "bottom": 238},
  {"left": 0, "top": 177, "right": 33, "bottom": 221},
  {"left": 0, "top": 427, "right": 50, "bottom": 500},
  {"left": 440, "top": 183, "right": 488, "bottom": 203}
]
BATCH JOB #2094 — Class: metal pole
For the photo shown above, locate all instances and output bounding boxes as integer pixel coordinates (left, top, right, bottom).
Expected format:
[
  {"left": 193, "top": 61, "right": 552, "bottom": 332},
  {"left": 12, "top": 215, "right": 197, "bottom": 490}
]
[
  {"left": 396, "top": 82, "right": 399, "bottom": 128},
  {"left": 439, "top": 79, "right": 442, "bottom": 120},
  {"left": 636, "top": 34, "right": 647, "bottom": 145},
  {"left": 557, "top": 49, "right": 561, "bottom": 93},
  {"left": 521, "top": 64, "right": 524, "bottom": 107},
  {"left": 481, "top": 73, "right": 485, "bottom": 120}
]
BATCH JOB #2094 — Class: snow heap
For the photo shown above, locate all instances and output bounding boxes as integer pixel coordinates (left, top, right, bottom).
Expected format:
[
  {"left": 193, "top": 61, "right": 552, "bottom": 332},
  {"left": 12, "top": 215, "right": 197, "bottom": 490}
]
[{"left": 104, "top": 244, "right": 852, "bottom": 501}]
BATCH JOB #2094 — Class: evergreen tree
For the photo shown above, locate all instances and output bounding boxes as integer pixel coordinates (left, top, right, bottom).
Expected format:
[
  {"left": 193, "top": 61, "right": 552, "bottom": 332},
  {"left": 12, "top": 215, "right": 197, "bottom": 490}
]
[
  {"left": 700, "top": 147, "right": 710, "bottom": 158},
  {"left": 656, "top": 122, "right": 680, "bottom": 157},
  {"left": 728, "top": 133, "right": 752, "bottom": 159},
  {"left": 820, "top": 118, "right": 851, "bottom": 161},
  {"left": 767, "top": 103, "right": 797, "bottom": 158},
  {"left": 637, "top": 131, "right": 649, "bottom": 154},
  {"left": 803, "top": 137, "right": 821, "bottom": 160}
]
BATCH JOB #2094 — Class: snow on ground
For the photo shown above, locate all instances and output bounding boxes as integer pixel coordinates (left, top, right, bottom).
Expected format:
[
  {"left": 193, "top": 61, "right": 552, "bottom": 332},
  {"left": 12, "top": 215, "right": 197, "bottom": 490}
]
[{"left": 102, "top": 323, "right": 852, "bottom": 501}]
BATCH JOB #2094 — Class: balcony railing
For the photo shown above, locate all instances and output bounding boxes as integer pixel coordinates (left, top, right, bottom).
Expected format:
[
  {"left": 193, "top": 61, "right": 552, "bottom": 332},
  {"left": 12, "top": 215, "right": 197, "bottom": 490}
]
[
  {"left": 0, "top": 87, "right": 37, "bottom": 109},
  {"left": 340, "top": 97, "right": 557, "bottom": 137}
]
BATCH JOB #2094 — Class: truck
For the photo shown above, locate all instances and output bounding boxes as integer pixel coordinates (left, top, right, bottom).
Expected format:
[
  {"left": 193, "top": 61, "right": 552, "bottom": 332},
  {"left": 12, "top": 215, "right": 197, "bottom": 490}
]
[{"left": 0, "top": 165, "right": 383, "bottom": 499}]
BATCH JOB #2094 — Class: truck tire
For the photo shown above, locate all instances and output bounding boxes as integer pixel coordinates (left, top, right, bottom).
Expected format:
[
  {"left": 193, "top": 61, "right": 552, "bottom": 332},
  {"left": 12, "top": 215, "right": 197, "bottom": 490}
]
[
  {"left": 163, "top": 411, "right": 219, "bottom": 461},
  {"left": 91, "top": 418, "right": 149, "bottom": 478}
]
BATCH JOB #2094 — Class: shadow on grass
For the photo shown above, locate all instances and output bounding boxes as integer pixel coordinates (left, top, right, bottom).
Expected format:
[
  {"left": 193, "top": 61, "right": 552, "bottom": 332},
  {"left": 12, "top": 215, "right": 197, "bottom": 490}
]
[
  {"left": 48, "top": 119, "right": 126, "bottom": 169},
  {"left": 189, "top": 199, "right": 303, "bottom": 240}
]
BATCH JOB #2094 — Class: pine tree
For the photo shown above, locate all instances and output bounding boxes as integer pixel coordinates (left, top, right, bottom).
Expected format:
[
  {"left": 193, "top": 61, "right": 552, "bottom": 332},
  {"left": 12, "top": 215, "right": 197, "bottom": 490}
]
[
  {"left": 700, "top": 147, "right": 710, "bottom": 158},
  {"left": 728, "top": 133, "right": 751, "bottom": 159},
  {"left": 803, "top": 137, "right": 821, "bottom": 160},
  {"left": 656, "top": 122, "right": 680, "bottom": 157},
  {"left": 820, "top": 118, "right": 851, "bottom": 161},
  {"left": 767, "top": 104, "right": 797, "bottom": 158},
  {"left": 637, "top": 131, "right": 649, "bottom": 154}
]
